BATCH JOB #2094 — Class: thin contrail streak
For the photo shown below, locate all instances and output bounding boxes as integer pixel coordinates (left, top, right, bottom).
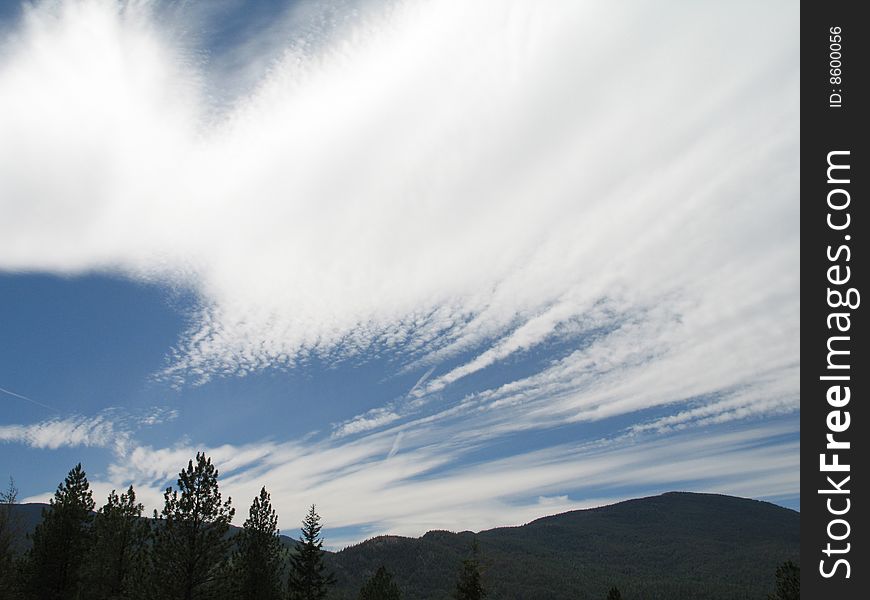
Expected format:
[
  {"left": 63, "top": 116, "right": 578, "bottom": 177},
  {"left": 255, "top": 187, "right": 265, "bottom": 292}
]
[
  {"left": 407, "top": 365, "right": 436, "bottom": 397},
  {"left": 0, "top": 386, "right": 55, "bottom": 411}
]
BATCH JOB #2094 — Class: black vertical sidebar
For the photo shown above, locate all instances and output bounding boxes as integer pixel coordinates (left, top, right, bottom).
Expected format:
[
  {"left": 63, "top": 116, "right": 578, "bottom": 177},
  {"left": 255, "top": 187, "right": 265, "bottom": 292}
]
[{"left": 802, "top": 2, "right": 867, "bottom": 598}]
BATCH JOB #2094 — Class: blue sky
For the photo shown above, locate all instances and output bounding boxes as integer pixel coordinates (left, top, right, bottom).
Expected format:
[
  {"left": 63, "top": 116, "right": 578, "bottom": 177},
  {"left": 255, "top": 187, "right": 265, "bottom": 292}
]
[{"left": 0, "top": 0, "right": 799, "bottom": 547}]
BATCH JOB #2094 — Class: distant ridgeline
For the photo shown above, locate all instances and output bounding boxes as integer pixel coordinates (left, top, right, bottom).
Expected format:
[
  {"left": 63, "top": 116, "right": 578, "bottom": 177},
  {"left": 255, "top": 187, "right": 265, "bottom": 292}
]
[{"left": 0, "top": 459, "right": 799, "bottom": 600}]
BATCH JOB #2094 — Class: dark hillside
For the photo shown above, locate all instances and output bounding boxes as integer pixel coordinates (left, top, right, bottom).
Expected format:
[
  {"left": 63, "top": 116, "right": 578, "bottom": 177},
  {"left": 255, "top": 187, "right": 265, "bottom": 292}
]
[{"left": 325, "top": 492, "right": 799, "bottom": 599}]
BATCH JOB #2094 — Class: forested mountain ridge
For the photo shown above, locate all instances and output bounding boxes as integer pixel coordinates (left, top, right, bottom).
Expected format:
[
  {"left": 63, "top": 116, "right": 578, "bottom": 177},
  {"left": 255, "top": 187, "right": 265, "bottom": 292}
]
[
  {"left": 325, "top": 492, "right": 799, "bottom": 599},
  {"left": 7, "top": 491, "right": 798, "bottom": 599}
]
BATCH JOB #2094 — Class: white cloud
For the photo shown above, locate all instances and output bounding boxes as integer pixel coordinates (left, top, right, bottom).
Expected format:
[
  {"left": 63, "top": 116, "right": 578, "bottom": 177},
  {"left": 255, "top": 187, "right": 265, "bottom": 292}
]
[
  {"left": 138, "top": 406, "right": 180, "bottom": 426},
  {"left": 332, "top": 407, "right": 402, "bottom": 438},
  {"left": 0, "top": 406, "right": 181, "bottom": 455},
  {"left": 0, "top": 413, "right": 127, "bottom": 452},
  {"left": 0, "top": 0, "right": 799, "bottom": 394}
]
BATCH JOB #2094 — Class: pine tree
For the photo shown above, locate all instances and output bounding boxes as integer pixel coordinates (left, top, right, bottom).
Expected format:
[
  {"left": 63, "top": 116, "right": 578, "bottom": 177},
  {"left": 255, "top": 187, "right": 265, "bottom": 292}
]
[
  {"left": 606, "top": 587, "right": 622, "bottom": 600},
  {"left": 80, "top": 486, "right": 149, "bottom": 600},
  {"left": 287, "top": 505, "right": 335, "bottom": 600},
  {"left": 358, "top": 565, "right": 401, "bottom": 600},
  {"left": 0, "top": 477, "right": 21, "bottom": 598},
  {"left": 768, "top": 560, "right": 799, "bottom": 600},
  {"left": 25, "top": 463, "right": 95, "bottom": 600},
  {"left": 231, "top": 487, "right": 284, "bottom": 600},
  {"left": 0, "top": 477, "right": 17, "bottom": 559},
  {"left": 151, "top": 453, "right": 235, "bottom": 600},
  {"left": 453, "top": 541, "right": 485, "bottom": 600}
]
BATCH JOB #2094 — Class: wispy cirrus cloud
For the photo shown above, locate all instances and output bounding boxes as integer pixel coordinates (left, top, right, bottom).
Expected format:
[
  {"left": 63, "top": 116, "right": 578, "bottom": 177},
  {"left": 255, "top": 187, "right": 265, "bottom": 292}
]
[
  {"left": 0, "top": 0, "right": 798, "bottom": 393},
  {"left": 0, "top": 406, "right": 181, "bottom": 455},
  {"left": 0, "top": 413, "right": 126, "bottom": 452},
  {"left": 138, "top": 406, "right": 180, "bottom": 427},
  {"left": 332, "top": 407, "right": 402, "bottom": 439},
  {"left": 21, "top": 417, "right": 798, "bottom": 547}
]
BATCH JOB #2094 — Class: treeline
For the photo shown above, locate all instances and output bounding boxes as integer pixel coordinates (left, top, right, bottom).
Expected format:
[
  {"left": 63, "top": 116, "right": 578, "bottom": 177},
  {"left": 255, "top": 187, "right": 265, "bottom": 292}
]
[{"left": 0, "top": 454, "right": 486, "bottom": 600}]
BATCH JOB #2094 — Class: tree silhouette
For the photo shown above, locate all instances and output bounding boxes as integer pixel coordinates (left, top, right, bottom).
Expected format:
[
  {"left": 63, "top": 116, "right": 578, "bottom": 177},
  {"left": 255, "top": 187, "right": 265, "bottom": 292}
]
[
  {"left": 231, "top": 487, "right": 284, "bottom": 600},
  {"left": 25, "top": 463, "right": 95, "bottom": 600},
  {"left": 453, "top": 541, "right": 485, "bottom": 600},
  {"left": 606, "top": 587, "right": 622, "bottom": 600},
  {"left": 358, "top": 565, "right": 401, "bottom": 600},
  {"left": 287, "top": 505, "right": 335, "bottom": 600},
  {"left": 81, "top": 486, "right": 149, "bottom": 600},
  {"left": 0, "top": 477, "right": 20, "bottom": 598},
  {"left": 768, "top": 560, "right": 799, "bottom": 600},
  {"left": 151, "top": 453, "right": 235, "bottom": 600}
]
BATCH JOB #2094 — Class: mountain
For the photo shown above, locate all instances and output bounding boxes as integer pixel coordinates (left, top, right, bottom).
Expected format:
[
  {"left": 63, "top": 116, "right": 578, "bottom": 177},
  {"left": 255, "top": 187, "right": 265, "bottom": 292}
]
[
  {"left": 324, "top": 492, "right": 799, "bottom": 599},
  {"left": 6, "top": 492, "right": 798, "bottom": 599},
  {"left": 2, "top": 502, "right": 44, "bottom": 553}
]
